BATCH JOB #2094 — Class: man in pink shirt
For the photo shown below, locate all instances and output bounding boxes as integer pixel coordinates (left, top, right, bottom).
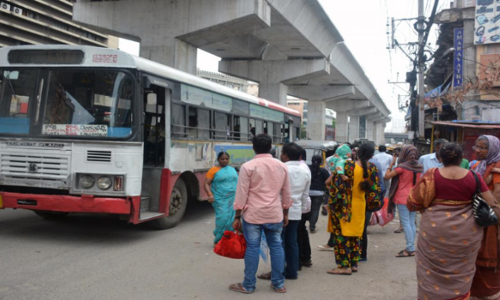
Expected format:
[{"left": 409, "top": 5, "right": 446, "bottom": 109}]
[{"left": 229, "top": 134, "right": 292, "bottom": 294}]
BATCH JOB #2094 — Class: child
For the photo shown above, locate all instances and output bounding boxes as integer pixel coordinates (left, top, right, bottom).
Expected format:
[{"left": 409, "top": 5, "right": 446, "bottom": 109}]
[{"left": 327, "top": 144, "right": 352, "bottom": 182}]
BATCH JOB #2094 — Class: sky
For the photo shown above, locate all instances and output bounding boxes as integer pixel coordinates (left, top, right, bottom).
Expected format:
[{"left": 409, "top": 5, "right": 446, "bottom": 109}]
[{"left": 118, "top": 0, "right": 450, "bottom": 133}]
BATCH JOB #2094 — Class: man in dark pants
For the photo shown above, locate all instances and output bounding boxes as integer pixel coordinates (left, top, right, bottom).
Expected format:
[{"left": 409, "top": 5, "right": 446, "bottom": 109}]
[{"left": 360, "top": 157, "right": 386, "bottom": 261}]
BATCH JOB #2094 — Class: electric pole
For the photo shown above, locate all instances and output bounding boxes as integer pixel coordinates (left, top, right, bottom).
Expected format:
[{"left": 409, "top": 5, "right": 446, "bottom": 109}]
[{"left": 417, "top": 0, "right": 425, "bottom": 140}]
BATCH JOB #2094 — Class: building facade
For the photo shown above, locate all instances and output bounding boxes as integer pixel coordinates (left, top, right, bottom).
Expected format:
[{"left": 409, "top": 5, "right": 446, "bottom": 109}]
[
  {"left": 0, "top": 0, "right": 117, "bottom": 48},
  {"left": 427, "top": 1, "right": 500, "bottom": 124}
]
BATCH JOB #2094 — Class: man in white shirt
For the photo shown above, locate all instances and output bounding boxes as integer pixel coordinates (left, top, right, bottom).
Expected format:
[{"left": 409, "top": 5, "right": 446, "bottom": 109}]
[
  {"left": 419, "top": 139, "right": 448, "bottom": 173},
  {"left": 373, "top": 145, "right": 393, "bottom": 194},
  {"left": 259, "top": 143, "right": 311, "bottom": 281}
]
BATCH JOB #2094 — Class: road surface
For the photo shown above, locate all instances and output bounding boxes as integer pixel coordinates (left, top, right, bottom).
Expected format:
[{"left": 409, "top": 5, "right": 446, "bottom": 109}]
[{"left": 0, "top": 201, "right": 417, "bottom": 300}]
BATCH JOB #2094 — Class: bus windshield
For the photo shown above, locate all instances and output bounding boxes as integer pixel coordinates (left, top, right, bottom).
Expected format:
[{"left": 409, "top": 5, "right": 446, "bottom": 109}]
[{"left": 0, "top": 69, "right": 134, "bottom": 139}]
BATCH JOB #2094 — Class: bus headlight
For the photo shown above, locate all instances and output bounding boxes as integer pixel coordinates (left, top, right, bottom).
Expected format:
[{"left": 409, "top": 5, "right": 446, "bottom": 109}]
[
  {"left": 97, "top": 176, "right": 112, "bottom": 190},
  {"left": 79, "top": 175, "right": 95, "bottom": 189}
]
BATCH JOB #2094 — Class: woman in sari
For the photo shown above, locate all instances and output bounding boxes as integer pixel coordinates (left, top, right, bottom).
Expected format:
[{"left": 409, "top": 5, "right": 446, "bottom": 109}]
[
  {"left": 408, "top": 143, "right": 497, "bottom": 300},
  {"left": 470, "top": 135, "right": 500, "bottom": 300},
  {"left": 204, "top": 152, "right": 238, "bottom": 245},
  {"left": 327, "top": 143, "right": 381, "bottom": 275},
  {"left": 384, "top": 145, "right": 423, "bottom": 257}
]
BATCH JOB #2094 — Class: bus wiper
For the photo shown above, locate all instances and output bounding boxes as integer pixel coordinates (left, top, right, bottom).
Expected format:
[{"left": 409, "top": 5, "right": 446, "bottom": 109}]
[{"left": 2, "top": 72, "right": 18, "bottom": 101}]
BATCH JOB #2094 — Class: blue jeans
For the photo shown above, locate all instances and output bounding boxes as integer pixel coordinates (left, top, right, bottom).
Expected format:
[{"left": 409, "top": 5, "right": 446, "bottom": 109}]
[
  {"left": 397, "top": 204, "right": 416, "bottom": 252},
  {"left": 242, "top": 218, "right": 285, "bottom": 291},
  {"left": 281, "top": 220, "right": 299, "bottom": 279}
]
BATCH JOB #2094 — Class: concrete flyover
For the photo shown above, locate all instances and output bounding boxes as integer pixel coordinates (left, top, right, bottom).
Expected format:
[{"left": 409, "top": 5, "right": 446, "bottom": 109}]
[{"left": 73, "top": 0, "right": 391, "bottom": 144}]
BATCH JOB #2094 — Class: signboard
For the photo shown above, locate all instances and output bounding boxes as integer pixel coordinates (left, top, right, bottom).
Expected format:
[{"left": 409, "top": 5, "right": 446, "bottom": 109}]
[
  {"left": 249, "top": 104, "right": 284, "bottom": 123},
  {"left": 43, "top": 124, "right": 108, "bottom": 137},
  {"left": 453, "top": 28, "right": 464, "bottom": 87},
  {"left": 474, "top": 1, "right": 500, "bottom": 45},
  {"left": 181, "top": 84, "right": 232, "bottom": 112}
]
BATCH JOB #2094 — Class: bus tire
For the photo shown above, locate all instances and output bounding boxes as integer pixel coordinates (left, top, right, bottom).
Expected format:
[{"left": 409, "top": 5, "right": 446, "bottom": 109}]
[
  {"left": 148, "top": 178, "right": 188, "bottom": 229},
  {"left": 34, "top": 211, "right": 69, "bottom": 219}
]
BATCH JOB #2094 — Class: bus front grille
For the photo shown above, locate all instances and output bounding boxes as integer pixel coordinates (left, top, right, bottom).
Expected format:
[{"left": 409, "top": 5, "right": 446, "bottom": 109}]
[{"left": 0, "top": 153, "right": 70, "bottom": 186}]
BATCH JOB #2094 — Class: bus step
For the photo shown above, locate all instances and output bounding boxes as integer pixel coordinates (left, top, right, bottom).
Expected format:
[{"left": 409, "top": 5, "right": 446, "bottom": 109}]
[
  {"left": 140, "top": 196, "right": 151, "bottom": 212},
  {"left": 139, "top": 212, "right": 164, "bottom": 221}
]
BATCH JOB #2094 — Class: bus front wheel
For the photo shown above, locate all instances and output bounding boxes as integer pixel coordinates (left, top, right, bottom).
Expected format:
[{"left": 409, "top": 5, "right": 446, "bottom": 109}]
[{"left": 149, "top": 178, "right": 188, "bottom": 229}]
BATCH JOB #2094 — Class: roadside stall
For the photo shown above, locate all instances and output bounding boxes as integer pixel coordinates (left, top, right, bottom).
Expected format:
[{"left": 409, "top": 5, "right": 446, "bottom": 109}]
[{"left": 430, "top": 121, "right": 500, "bottom": 160}]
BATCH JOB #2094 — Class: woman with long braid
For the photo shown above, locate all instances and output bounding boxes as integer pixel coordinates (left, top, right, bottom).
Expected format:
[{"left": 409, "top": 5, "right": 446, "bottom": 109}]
[
  {"left": 384, "top": 145, "right": 423, "bottom": 257},
  {"left": 327, "top": 143, "right": 381, "bottom": 275}
]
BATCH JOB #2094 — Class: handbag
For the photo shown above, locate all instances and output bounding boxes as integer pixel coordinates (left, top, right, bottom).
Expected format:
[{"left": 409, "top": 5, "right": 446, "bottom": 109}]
[
  {"left": 213, "top": 230, "right": 247, "bottom": 259},
  {"left": 471, "top": 171, "right": 499, "bottom": 227},
  {"left": 369, "top": 198, "right": 395, "bottom": 226}
]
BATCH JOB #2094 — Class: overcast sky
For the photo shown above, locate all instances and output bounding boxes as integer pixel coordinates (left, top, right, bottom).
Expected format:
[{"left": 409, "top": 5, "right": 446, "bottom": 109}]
[{"left": 119, "top": 0, "right": 449, "bottom": 133}]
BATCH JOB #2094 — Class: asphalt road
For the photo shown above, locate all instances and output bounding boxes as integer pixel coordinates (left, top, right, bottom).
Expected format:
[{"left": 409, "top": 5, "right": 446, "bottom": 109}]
[{"left": 0, "top": 201, "right": 417, "bottom": 300}]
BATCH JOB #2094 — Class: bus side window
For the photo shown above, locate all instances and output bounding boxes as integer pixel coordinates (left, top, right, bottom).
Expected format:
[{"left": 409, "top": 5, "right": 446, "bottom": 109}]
[
  {"left": 249, "top": 118, "right": 256, "bottom": 138},
  {"left": 188, "top": 107, "right": 198, "bottom": 139},
  {"left": 198, "top": 108, "right": 210, "bottom": 140},
  {"left": 273, "top": 122, "right": 282, "bottom": 144},
  {"left": 213, "top": 111, "right": 228, "bottom": 140},
  {"left": 239, "top": 116, "right": 248, "bottom": 142},
  {"left": 267, "top": 122, "right": 273, "bottom": 142},
  {"left": 172, "top": 103, "right": 186, "bottom": 138},
  {"left": 255, "top": 119, "right": 263, "bottom": 135}
]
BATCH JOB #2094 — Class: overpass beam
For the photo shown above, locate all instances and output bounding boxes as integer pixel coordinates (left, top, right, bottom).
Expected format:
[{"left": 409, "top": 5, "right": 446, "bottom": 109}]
[
  {"left": 288, "top": 85, "right": 355, "bottom": 101},
  {"left": 219, "top": 59, "right": 330, "bottom": 105},
  {"left": 349, "top": 107, "right": 378, "bottom": 117},
  {"left": 73, "top": 0, "right": 272, "bottom": 74}
]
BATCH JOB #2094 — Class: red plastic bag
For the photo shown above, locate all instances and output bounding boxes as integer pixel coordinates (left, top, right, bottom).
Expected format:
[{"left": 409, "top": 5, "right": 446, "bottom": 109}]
[
  {"left": 369, "top": 198, "right": 395, "bottom": 227},
  {"left": 214, "top": 231, "right": 247, "bottom": 259}
]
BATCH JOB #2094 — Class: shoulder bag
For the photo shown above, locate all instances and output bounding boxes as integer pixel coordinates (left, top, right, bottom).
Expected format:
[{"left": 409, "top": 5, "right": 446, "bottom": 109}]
[{"left": 471, "top": 171, "right": 499, "bottom": 227}]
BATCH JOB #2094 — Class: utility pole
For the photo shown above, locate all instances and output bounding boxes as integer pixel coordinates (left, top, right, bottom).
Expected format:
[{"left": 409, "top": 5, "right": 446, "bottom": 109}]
[{"left": 417, "top": 0, "right": 425, "bottom": 140}]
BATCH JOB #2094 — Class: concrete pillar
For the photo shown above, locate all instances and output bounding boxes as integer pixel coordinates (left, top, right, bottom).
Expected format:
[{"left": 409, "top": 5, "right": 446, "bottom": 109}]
[
  {"left": 220, "top": 59, "right": 330, "bottom": 106},
  {"left": 366, "top": 119, "right": 375, "bottom": 141},
  {"left": 348, "top": 115, "right": 360, "bottom": 142},
  {"left": 307, "top": 101, "right": 326, "bottom": 140},
  {"left": 374, "top": 122, "right": 386, "bottom": 145},
  {"left": 336, "top": 111, "right": 349, "bottom": 143},
  {"left": 141, "top": 39, "right": 198, "bottom": 74}
]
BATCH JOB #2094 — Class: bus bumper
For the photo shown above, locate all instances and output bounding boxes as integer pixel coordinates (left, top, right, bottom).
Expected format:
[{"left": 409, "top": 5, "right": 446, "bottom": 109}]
[{"left": 0, "top": 192, "right": 132, "bottom": 215}]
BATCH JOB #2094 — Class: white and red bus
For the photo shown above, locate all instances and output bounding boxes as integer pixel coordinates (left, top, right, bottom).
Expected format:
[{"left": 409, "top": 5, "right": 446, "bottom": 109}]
[{"left": 0, "top": 45, "right": 301, "bottom": 228}]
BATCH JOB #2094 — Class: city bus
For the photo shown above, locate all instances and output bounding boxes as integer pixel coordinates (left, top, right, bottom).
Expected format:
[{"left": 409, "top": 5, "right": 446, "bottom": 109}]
[{"left": 0, "top": 45, "right": 301, "bottom": 229}]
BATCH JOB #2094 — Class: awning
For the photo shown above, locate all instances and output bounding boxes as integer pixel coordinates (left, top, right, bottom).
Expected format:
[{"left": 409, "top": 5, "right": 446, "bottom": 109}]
[{"left": 431, "top": 121, "right": 500, "bottom": 129}]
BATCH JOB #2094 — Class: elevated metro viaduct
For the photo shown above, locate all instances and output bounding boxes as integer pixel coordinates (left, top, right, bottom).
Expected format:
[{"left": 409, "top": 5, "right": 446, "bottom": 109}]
[{"left": 73, "top": 0, "right": 391, "bottom": 144}]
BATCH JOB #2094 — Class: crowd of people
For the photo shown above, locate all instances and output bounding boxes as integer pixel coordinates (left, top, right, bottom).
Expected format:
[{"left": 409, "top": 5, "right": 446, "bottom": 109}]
[{"left": 204, "top": 133, "right": 500, "bottom": 299}]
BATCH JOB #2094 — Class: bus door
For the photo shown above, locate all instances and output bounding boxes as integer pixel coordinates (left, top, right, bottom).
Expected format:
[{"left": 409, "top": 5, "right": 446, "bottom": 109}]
[{"left": 141, "top": 84, "right": 169, "bottom": 221}]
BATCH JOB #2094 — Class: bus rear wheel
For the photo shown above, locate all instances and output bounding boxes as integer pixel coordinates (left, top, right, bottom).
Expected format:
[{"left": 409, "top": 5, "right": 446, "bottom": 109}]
[
  {"left": 148, "top": 178, "right": 188, "bottom": 229},
  {"left": 34, "top": 211, "right": 69, "bottom": 219}
]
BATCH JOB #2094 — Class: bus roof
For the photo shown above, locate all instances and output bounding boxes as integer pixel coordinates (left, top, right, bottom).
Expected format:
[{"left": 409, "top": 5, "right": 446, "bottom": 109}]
[{"left": 0, "top": 45, "right": 301, "bottom": 117}]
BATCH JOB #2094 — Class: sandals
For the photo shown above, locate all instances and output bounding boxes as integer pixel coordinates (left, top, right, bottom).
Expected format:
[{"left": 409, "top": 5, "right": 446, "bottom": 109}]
[
  {"left": 396, "top": 250, "right": 415, "bottom": 258},
  {"left": 270, "top": 284, "right": 286, "bottom": 293},
  {"left": 257, "top": 272, "right": 271, "bottom": 280},
  {"left": 228, "top": 283, "right": 253, "bottom": 294},
  {"left": 394, "top": 228, "right": 404, "bottom": 233},
  {"left": 351, "top": 266, "right": 358, "bottom": 272},
  {"left": 317, "top": 244, "right": 335, "bottom": 251},
  {"left": 327, "top": 268, "right": 352, "bottom": 275}
]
